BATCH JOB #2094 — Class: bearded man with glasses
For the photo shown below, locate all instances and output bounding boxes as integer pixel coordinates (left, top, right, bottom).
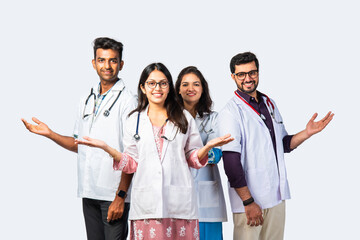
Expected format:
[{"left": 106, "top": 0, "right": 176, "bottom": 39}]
[{"left": 218, "top": 52, "right": 334, "bottom": 240}]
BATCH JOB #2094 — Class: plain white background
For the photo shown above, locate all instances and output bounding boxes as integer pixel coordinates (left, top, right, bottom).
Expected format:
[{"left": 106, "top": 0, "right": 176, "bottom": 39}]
[{"left": 1, "top": 0, "right": 358, "bottom": 239}]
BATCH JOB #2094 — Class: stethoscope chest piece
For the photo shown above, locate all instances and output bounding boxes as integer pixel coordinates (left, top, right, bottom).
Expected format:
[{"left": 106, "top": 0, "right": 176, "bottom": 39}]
[
  {"left": 134, "top": 134, "right": 140, "bottom": 141},
  {"left": 103, "top": 110, "right": 110, "bottom": 117}
]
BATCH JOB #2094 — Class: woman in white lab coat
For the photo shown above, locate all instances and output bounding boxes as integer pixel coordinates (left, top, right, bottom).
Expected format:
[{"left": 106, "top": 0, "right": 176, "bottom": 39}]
[
  {"left": 175, "top": 66, "right": 227, "bottom": 240},
  {"left": 76, "top": 63, "right": 233, "bottom": 240}
]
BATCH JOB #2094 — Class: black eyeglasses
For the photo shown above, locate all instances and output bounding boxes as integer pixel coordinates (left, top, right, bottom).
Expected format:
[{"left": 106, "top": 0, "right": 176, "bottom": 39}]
[
  {"left": 145, "top": 80, "right": 169, "bottom": 89},
  {"left": 233, "top": 70, "right": 258, "bottom": 80}
]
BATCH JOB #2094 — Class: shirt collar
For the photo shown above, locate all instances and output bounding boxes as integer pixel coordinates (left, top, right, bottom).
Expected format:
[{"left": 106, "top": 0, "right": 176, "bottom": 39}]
[
  {"left": 94, "top": 78, "right": 125, "bottom": 96},
  {"left": 235, "top": 89, "right": 263, "bottom": 104}
]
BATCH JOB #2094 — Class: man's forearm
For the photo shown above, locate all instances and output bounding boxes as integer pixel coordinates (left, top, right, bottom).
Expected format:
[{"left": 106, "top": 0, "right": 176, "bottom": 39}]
[
  {"left": 116, "top": 172, "right": 134, "bottom": 193},
  {"left": 48, "top": 131, "right": 78, "bottom": 153},
  {"left": 290, "top": 129, "right": 310, "bottom": 150},
  {"left": 235, "top": 186, "right": 252, "bottom": 201}
]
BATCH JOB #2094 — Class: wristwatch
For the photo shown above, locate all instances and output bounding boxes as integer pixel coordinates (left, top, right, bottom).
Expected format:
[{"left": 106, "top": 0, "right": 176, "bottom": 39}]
[{"left": 117, "top": 190, "right": 127, "bottom": 199}]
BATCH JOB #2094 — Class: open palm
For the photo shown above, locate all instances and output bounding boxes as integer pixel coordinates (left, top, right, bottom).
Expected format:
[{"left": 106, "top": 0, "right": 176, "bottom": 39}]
[
  {"left": 75, "top": 136, "right": 108, "bottom": 150},
  {"left": 207, "top": 133, "right": 234, "bottom": 148},
  {"left": 306, "top": 111, "right": 334, "bottom": 137},
  {"left": 21, "top": 117, "right": 51, "bottom": 137}
]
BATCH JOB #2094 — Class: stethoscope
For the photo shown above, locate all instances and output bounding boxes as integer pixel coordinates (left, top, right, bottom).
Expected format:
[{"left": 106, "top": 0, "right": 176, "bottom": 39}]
[
  {"left": 234, "top": 91, "right": 283, "bottom": 124},
  {"left": 198, "top": 114, "right": 214, "bottom": 135},
  {"left": 83, "top": 87, "right": 123, "bottom": 119},
  {"left": 133, "top": 112, "right": 178, "bottom": 141}
]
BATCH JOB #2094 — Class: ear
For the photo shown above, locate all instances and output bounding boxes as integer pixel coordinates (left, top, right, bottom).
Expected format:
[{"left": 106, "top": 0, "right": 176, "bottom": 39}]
[
  {"left": 140, "top": 84, "right": 146, "bottom": 94},
  {"left": 231, "top": 73, "right": 236, "bottom": 81},
  {"left": 119, "top": 60, "right": 124, "bottom": 70},
  {"left": 92, "top": 59, "right": 96, "bottom": 69}
]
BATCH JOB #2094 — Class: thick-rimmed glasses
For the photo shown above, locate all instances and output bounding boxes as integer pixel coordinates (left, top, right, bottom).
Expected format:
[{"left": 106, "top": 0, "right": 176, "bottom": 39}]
[
  {"left": 145, "top": 80, "right": 169, "bottom": 89},
  {"left": 233, "top": 70, "right": 258, "bottom": 80}
]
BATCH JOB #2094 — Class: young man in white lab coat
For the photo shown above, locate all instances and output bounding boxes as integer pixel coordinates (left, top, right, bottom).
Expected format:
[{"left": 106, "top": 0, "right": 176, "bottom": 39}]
[
  {"left": 218, "top": 52, "right": 334, "bottom": 240},
  {"left": 21, "top": 37, "right": 137, "bottom": 240}
]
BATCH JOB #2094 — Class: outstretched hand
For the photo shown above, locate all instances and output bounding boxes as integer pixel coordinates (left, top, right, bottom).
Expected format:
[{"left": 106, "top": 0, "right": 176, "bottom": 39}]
[
  {"left": 75, "top": 136, "right": 108, "bottom": 150},
  {"left": 206, "top": 133, "right": 234, "bottom": 148},
  {"left": 21, "top": 117, "right": 52, "bottom": 137},
  {"left": 306, "top": 111, "right": 334, "bottom": 137}
]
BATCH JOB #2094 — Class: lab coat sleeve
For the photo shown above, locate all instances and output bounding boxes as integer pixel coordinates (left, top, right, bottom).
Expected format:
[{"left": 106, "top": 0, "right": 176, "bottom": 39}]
[
  {"left": 119, "top": 93, "right": 138, "bottom": 146},
  {"left": 271, "top": 99, "right": 288, "bottom": 138},
  {"left": 184, "top": 113, "right": 205, "bottom": 163},
  {"left": 73, "top": 99, "right": 84, "bottom": 139},
  {"left": 114, "top": 114, "right": 140, "bottom": 173},
  {"left": 218, "top": 106, "right": 242, "bottom": 153}
]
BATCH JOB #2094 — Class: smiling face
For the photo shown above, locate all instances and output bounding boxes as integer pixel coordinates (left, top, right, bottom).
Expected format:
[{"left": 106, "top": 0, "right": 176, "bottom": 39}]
[
  {"left": 231, "top": 61, "right": 259, "bottom": 97},
  {"left": 179, "top": 73, "right": 203, "bottom": 106},
  {"left": 140, "top": 70, "right": 169, "bottom": 107},
  {"left": 92, "top": 48, "right": 124, "bottom": 83}
]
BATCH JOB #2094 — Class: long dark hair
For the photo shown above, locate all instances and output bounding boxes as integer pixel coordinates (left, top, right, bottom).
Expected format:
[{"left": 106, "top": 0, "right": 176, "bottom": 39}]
[
  {"left": 129, "top": 63, "right": 188, "bottom": 134},
  {"left": 175, "top": 66, "right": 213, "bottom": 118}
]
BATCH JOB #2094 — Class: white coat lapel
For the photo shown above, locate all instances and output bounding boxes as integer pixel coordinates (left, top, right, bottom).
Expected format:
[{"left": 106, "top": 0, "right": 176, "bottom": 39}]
[
  {"left": 94, "top": 91, "right": 114, "bottom": 121},
  {"left": 140, "top": 110, "right": 160, "bottom": 161},
  {"left": 160, "top": 120, "right": 177, "bottom": 162},
  {"left": 234, "top": 95, "right": 266, "bottom": 127},
  {"left": 94, "top": 80, "right": 124, "bottom": 121}
]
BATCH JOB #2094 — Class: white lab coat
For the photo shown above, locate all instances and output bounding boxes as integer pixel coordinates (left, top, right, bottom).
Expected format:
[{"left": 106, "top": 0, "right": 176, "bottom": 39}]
[
  {"left": 191, "top": 112, "right": 227, "bottom": 222},
  {"left": 74, "top": 79, "right": 137, "bottom": 202},
  {"left": 122, "top": 109, "right": 204, "bottom": 220},
  {"left": 218, "top": 93, "right": 291, "bottom": 213}
]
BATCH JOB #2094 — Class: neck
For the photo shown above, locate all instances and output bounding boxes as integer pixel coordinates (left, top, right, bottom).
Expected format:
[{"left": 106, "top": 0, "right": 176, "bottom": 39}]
[
  {"left": 148, "top": 102, "right": 167, "bottom": 116},
  {"left": 100, "top": 79, "right": 118, "bottom": 95},
  {"left": 147, "top": 102, "right": 168, "bottom": 126},
  {"left": 183, "top": 101, "right": 197, "bottom": 118}
]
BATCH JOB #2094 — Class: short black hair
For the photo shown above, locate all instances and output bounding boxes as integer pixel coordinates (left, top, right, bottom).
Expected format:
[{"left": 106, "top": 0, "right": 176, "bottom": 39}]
[
  {"left": 230, "top": 52, "right": 259, "bottom": 73},
  {"left": 93, "top": 37, "right": 123, "bottom": 61}
]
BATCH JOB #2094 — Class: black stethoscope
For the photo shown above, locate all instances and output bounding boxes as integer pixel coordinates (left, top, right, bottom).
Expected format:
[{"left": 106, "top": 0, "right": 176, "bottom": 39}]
[
  {"left": 234, "top": 91, "right": 283, "bottom": 124},
  {"left": 83, "top": 87, "right": 123, "bottom": 119},
  {"left": 198, "top": 114, "right": 214, "bottom": 135},
  {"left": 133, "top": 112, "right": 178, "bottom": 141}
]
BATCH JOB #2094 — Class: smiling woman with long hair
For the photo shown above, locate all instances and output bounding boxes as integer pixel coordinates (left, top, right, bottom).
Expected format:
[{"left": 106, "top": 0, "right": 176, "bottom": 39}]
[
  {"left": 176, "top": 66, "right": 227, "bottom": 240},
  {"left": 76, "top": 62, "right": 233, "bottom": 240}
]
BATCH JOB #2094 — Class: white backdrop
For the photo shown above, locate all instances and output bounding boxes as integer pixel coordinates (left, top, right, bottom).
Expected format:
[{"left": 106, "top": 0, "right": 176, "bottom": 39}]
[{"left": 1, "top": 0, "right": 358, "bottom": 239}]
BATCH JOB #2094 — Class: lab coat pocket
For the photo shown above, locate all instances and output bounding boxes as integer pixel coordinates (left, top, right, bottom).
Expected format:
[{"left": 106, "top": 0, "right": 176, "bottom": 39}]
[
  {"left": 96, "top": 155, "right": 120, "bottom": 190},
  {"left": 198, "top": 181, "right": 220, "bottom": 208},
  {"left": 132, "top": 187, "right": 156, "bottom": 215},
  {"left": 167, "top": 186, "right": 192, "bottom": 215},
  {"left": 246, "top": 169, "right": 271, "bottom": 197}
]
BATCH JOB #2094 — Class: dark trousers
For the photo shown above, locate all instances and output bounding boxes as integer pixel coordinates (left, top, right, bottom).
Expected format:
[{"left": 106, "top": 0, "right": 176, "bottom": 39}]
[{"left": 82, "top": 198, "right": 130, "bottom": 240}]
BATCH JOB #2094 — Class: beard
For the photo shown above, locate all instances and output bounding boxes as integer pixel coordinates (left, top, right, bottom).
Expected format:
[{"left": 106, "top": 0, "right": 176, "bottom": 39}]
[{"left": 237, "top": 80, "right": 258, "bottom": 95}]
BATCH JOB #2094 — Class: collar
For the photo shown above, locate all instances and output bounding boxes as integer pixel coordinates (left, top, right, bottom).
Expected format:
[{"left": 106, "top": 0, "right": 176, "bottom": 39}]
[
  {"left": 235, "top": 89, "right": 264, "bottom": 104},
  {"left": 93, "top": 78, "right": 125, "bottom": 95}
]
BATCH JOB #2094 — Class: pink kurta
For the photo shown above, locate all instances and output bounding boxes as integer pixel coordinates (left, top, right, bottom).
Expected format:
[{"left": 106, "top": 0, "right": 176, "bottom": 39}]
[{"left": 113, "top": 124, "right": 207, "bottom": 240}]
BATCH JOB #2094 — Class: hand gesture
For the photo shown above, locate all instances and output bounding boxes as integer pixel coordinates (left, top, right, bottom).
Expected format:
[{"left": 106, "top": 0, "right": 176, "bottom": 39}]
[
  {"left": 75, "top": 136, "right": 108, "bottom": 150},
  {"left": 206, "top": 134, "right": 234, "bottom": 148},
  {"left": 306, "top": 111, "right": 334, "bottom": 137},
  {"left": 21, "top": 117, "right": 52, "bottom": 137}
]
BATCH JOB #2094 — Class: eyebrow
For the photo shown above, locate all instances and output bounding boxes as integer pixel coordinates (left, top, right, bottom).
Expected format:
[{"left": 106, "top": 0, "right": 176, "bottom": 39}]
[
  {"left": 182, "top": 81, "right": 201, "bottom": 84},
  {"left": 97, "top": 57, "right": 118, "bottom": 60},
  {"left": 148, "top": 79, "right": 167, "bottom": 81}
]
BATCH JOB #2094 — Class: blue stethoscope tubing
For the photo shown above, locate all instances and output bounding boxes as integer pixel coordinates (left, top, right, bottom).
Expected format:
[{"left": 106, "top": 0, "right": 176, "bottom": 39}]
[{"left": 133, "top": 112, "right": 141, "bottom": 140}]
